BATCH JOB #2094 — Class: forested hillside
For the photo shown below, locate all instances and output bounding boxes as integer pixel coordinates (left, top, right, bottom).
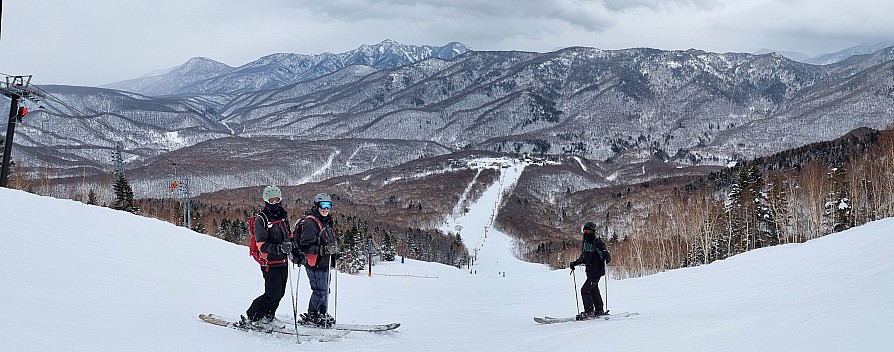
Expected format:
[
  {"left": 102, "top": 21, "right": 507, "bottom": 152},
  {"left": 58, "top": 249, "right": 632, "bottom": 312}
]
[{"left": 506, "top": 127, "right": 894, "bottom": 277}]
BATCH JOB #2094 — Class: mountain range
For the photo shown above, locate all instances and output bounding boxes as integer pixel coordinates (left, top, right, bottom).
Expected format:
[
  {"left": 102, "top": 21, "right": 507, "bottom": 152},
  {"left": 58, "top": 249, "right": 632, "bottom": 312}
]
[
  {"left": 755, "top": 40, "right": 894, "bottom": 65},
  {"left": 8, "top": 39, "right": 894, "bottom": 198},
  {"left": 102, "top": 39, "right": 470, "bottom": 96}
]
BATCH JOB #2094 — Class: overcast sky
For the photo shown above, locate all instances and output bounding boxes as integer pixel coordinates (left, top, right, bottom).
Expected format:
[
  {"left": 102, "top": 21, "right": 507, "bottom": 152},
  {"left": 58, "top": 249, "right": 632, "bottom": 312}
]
[{"left": 1, "top": 0, "right": 892, "bottom": 87}]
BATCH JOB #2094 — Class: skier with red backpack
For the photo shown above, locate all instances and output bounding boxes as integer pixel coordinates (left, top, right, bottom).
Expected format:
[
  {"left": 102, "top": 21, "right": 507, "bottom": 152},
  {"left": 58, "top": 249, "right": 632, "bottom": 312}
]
[
  {"left": 294, "top": 193, "right": 339, "bottom": 327},
  {"left": 243, "top": 186, "right": 293, "bottom": 329}
]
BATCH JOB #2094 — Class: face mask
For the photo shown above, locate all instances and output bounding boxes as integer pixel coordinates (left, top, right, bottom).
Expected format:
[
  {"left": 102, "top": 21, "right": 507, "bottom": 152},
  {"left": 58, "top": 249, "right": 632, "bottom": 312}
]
[
  {"left": 265, "top": 202, "right": 283, "bottom": 212},
  {"left": 583, "top": 232, "right": 596, "bottom": 243}
]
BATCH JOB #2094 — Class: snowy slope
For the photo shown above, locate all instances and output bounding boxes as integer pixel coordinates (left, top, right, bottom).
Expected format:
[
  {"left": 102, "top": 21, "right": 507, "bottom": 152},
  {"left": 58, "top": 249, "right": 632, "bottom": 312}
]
[
  {"left": 2, "top": 182, "right": 893, "bottom": 351},
  {"left": 440, "top": 158, "right": 548, "bottom": 276}
]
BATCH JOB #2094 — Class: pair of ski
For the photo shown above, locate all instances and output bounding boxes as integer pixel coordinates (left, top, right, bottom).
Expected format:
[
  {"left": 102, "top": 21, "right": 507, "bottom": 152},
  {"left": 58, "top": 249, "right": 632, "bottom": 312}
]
[
  {"left": 198, "top": 314, "right": 399, "bottom": 342},
  {"left": 533, "top": 311, "right": 639, "bottom": 324}
]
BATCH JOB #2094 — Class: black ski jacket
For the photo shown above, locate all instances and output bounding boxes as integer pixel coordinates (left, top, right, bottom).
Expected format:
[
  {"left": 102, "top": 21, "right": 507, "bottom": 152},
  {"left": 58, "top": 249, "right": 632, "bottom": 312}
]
[
  {"left": 253, "top": 204, "right": 291, "bottom": 266},
  {"left": 294, "top": 208, "right": 336, "bottom": 269},
  {"left": 574, "top": 237, "right": 610, "bottom": 277}
]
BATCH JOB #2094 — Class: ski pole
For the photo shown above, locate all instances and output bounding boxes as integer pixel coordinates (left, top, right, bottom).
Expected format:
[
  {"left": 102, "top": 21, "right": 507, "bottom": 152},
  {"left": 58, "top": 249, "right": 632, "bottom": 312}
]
[
  {"left": 604, "top": 268, "right": 609, "bottom": 312},
  {"left": 571, "top": 268, "right": 580, "bottom": 317},
  {"left": 333, "top": 256, "right": 338, "bottom": 323},
  {"left": 287, "top": 262, "right": 301, "bottom": 344},
  {"left": 325, "top": 253, "right": 333, "bottom": 326}
]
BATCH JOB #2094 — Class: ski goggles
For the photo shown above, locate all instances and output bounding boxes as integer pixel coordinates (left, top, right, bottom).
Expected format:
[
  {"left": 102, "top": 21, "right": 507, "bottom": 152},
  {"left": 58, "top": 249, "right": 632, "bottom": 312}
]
[
  {"left": 266, "top": 197, "right": 281, "bottom": 204},
  {"left": 318, "top": 201, "right": 332, "bottom": 209}
]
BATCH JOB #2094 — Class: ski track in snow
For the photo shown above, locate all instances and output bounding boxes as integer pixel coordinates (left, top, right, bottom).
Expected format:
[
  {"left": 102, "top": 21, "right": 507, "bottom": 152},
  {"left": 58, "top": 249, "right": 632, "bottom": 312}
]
[
  {"left": 345, "top": 144, "right": 364, "bottom": 168},
  {"left": 222, "top": 121, "right": 236, "bottom": 135},
  {"left": 450, "top": 168, "right": 481, "bottom": 217},
  {"left": 301, "top": 149, "right": 340, "bottom": 183},
  {"left": 572, "top": 156, "right": 587, "bottom": 172}
]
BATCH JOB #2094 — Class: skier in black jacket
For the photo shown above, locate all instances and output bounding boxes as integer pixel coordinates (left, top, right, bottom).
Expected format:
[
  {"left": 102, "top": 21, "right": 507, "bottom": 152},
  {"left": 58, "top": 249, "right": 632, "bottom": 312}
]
[
  {"left": 569, "top": 221, "right": 611, "bottom": 320},
  {"left": 245, "top": 186, "right": 292, "bottom": 329},
  {"left": 294, "top": 193, "right": 339, "bottom": 327}
]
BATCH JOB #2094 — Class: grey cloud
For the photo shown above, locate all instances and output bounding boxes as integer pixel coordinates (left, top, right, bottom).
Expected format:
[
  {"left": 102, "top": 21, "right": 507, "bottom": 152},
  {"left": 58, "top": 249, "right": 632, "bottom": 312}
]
[
  {"left": 290, "top": 0, "right": 614, "bottom": 32},
  {"left": 601, "top": 0, "right": 718, "bottom": 12}
]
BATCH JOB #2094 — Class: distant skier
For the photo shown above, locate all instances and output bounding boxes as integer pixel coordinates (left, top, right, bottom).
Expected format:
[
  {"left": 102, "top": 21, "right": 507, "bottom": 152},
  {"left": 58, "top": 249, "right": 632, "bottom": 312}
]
[
  {"left": 294, "top": 193, "right": 339, "bottom": 327},
  {"left": 244, "top": 186, "right": 293, "bottom": 329},
  {"left": 569, "top": 221, "right": 611, "bottom": 320}
]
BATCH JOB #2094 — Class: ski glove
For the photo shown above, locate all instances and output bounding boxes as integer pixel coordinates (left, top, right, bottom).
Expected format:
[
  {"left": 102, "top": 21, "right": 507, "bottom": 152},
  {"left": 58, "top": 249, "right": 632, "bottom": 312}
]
[
  {"left": 569, "top": 260, "right": 579, "bottom": 270},
  {"left": 323, "top": 244, "right": 339, "bottom": 255},
  {"left": 291, "top": 251, "right": 306, "bottom": 265},
  {"left": 277, "top": 241, "right": 293, "bottom": 255}
]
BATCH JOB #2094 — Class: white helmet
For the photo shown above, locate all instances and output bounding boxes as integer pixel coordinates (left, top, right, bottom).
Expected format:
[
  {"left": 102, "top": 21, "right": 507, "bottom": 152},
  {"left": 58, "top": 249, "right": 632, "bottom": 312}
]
[{"left": 262, "top": 185, "right": 282, "bottom": 203}]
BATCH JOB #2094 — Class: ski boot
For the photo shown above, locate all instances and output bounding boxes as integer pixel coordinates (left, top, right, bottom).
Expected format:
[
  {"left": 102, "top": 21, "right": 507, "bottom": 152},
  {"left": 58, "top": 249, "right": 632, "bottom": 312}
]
[
  {"left": 262, "top": 314, "right": 288, "bottom": 329},
  {"left": 575, "top": 311, "right": 596, "bottom": 320},
  {"left": 317, "top": 313, "right": 336, "bottom": 328},
  {"left": 239, "top": 315, "right": 273, "bottom": 332},
  {"left": 300, "top": 311, "right": 335, "bottom": 327}
]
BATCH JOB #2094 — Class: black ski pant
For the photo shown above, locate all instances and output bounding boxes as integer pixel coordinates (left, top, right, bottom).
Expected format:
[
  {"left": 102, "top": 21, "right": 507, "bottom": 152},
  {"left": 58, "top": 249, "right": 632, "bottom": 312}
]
[
  {"left": 246, "top": 264, "right": 288, "bottom": 321},
  {"left": 581, "top": 275, "right": 604, "bottom": 314}
]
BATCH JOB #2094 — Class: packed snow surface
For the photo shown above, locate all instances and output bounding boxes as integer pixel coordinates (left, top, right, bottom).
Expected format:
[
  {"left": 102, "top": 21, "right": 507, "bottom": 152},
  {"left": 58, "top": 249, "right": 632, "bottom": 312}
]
[{"left": 2, "top": 172, "right": 892, "bottom": 351}]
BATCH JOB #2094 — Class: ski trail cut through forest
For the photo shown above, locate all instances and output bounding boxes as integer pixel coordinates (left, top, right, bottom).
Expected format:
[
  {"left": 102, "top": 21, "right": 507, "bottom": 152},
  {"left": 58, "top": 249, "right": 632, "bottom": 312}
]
[
  {"left": 452, "top": 168, "right": 482, "bottom": 217},
  {"left": 441, "top": 158, "right": 547, "bottom": 276},
  {"left": 301, "top": 149, "right": 340, "bottom": 183}
]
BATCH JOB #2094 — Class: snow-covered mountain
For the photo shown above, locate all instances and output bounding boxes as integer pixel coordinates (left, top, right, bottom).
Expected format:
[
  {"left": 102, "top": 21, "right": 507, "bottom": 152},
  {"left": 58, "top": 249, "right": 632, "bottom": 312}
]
[
  {"left": 806, "top": 40, "right": 894, "bottom": 65},
  {"left": 103, "top": 39, "right": 471, "bottom": 96},
  {"left": 755, "top": 40, "right": 894, "bottom": 65},
  {"left": 753, "top": 48, "right": 811, "bottom": 62},
  {"left": 9, "top": 43, "right": 894, "bottom": 197},
  {"left": 2, "top": 179, "right": 892, "bottom": 351},
  {"left": 101, "top": 57, "right": 236, "bottom": 96}
]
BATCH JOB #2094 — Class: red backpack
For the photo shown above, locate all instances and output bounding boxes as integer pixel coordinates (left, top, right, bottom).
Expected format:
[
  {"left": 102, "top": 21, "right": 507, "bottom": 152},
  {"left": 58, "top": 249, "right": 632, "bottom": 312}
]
[
  {"left": 292, "top": 215, "right": 325, "bottom": 266},
  {"left": 248, "top": 212, "right": 289, "bottom": 267}
]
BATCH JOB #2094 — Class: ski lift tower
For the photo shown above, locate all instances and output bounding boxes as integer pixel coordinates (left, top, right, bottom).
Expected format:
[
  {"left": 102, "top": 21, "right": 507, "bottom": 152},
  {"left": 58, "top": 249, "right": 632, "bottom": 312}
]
[{"left": 1, "top": 75, "right": 45, "bottom": 188}]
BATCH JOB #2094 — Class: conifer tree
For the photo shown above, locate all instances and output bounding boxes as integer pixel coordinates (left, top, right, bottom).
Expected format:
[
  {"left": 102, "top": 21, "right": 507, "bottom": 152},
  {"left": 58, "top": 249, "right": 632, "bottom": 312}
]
[
  {"left": 191, "top": 219, "right": 207, "bottom": 234},
  {"left": 338, "top": 221, "right": 368, "bottom": 274},
  {"left": 687, "top": 241, "right": 706, "bottom": 266},
  {"left": 111, "top": 146, "right": 138, "bottom": 214},
  {"left": 220, "top": 218, "right": 248, "bottom": 244},
  {"left": 87, "top": 189, "right": 98, "bottom": 205},
  {"left": 749, "top": 164, "right": 776, "bottom": 249},
  {"left": 825, "top": 167, "right": 854, "bottom": 233},
  {"left": 232, "top": 219, "right": 249, "bottom": 243},
  {"left": 113, "top": 172, "right": 138, "bottom": 213},
  {"left": 380, "top": 231, "right": 397, "bottom": 261},
  {"left": 217, "top": 218, "right": 232, "bottom": 240},
  {"left": 724, "top": 166, "right": 749, "bottom": 256}
]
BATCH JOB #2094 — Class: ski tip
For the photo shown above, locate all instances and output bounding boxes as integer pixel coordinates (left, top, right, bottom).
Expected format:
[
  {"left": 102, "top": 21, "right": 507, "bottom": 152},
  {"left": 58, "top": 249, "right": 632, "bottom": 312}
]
[{"left": 533, "top": 317, "right": 551, "bottom": 324}]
